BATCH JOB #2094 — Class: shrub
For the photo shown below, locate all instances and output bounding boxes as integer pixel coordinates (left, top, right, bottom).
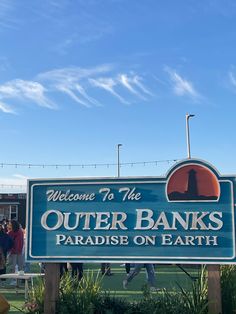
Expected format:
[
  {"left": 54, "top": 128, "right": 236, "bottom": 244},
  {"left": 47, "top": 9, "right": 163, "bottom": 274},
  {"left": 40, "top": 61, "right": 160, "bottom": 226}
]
[
  {"left": 98, "top": 292, "right": 130, "bottom": 314},
  {"left": 57, "top": 270, "right": 102, "bottom": 314},
  {"left": 13, "top": 278, "right": 44, "bottom": 314},
  {"left": 177, "top": 265, "right": 208, "bottom": 314},
  {"left": 130, "top": 286, "right": 191, "bottom": 314},
  {"left": 221, "top": 265, "right": 236, "bottom": 314},
  {"left": 15, "top": 266, "right": 209, "bottom": 314}
]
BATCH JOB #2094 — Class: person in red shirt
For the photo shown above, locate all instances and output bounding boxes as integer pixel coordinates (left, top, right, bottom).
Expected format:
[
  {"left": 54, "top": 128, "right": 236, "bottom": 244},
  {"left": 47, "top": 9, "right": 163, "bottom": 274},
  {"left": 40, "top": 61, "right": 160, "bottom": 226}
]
[{"left": 7, "top": 220, "right": 24, "bottom": 275}]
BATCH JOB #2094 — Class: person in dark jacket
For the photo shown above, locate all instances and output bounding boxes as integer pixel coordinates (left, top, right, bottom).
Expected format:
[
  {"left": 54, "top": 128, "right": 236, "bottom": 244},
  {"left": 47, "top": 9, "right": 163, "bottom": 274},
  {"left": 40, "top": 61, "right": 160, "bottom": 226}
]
[
  {"left": 0, "top": 224, "right": 13, "bottom": 258},
  {"left": 0, "top": 224, "right": 13, "bottom": 277}
]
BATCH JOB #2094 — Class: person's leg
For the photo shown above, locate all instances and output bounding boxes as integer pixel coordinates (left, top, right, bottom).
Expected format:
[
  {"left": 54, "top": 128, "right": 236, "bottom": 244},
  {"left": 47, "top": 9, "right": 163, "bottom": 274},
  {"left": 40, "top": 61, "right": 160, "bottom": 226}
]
[
  {"left": 1, "top": 254, "right": 6, "bottom": 283},
  {"left": 105, "top": 263, "right": 112, "bottom": 275},
  {"left": 60, "top": 263, "right": 68, "bottom": 278},
  {"left": 8, "top": 254, "right": 17, "bottom": 285},
  {"left": 126, "top": 264, "right": 142, "bottom": 283},
  {"left": 123, "top": 264, "right": 143, "bottom": 289},
  {"left": 125, "top": 263, "right": 130, "bottom": 274},
  {"left": 71, "top": 263, "right": 83, "bottom": 280},
  {"left": 64, "top": 263, "right": 68, "bottom": 273},
  {"left": 78, "top": 263, "right": 83, "bottom": 280},
  {"left": 0, "top": 268, "right": 6, "bottom": 285},
  {"left": 71, "top": 263, "right": 77, "bottom": 277},
  {"left": 145, "top": 264, "right": 156, "bottom": 287},
  {"left": 15, "top": 254, "right": 24, "bottom": 286},
  {"left": 24, "top": 256, "right": 30, "bottom": 273},
  {"left": 39, "top": 263, "right": 45, "bottom": 273},
  {"left": 16, "top": 254, "right": 24, "bottom": 271},
  {"left": 8, "top": 254, "right": 16, "bottom": 273},
  {"left": 101, "top": 263, "right": 105, "bottom": 274}
]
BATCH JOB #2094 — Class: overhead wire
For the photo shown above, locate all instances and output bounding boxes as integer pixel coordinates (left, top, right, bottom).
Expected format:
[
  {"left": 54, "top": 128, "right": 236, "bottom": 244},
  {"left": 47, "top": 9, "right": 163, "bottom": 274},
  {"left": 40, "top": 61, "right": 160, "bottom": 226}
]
[
  {"left": 0, "top": 158, "right": 179, "bottom": 190},
  {"left": 0, "top": 158, "right": 179, "bottom": 169}
]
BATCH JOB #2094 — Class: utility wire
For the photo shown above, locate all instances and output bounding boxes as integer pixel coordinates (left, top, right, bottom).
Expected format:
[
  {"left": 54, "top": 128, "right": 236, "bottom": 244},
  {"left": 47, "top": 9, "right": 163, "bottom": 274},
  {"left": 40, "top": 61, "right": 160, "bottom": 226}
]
[
  {"left": 0, "top": 158, "right": 179, "bottom": 190},
  {"left": 0, "top": 158, "right": 179, "bottom": 169}
]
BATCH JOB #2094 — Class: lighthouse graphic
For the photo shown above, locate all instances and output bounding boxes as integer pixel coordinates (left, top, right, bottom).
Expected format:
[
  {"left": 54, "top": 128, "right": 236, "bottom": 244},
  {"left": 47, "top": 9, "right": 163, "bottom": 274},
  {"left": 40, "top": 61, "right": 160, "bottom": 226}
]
[
  {"left": 167, "top": 164, "right": 219, "bottom": 201},
  {"left": 186, "top": 169, "right": 198, "bottom": 198}
]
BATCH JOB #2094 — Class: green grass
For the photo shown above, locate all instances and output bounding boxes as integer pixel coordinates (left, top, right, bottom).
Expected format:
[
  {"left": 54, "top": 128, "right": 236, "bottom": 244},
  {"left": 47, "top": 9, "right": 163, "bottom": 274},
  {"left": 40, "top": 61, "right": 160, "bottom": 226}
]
[{"left": 1, "top": 263, "right": 200, "bottom": 313}]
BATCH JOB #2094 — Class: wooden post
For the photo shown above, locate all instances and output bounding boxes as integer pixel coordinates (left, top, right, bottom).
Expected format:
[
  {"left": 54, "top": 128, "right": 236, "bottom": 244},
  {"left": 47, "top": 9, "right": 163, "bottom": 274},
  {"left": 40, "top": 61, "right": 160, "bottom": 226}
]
[
  {"left": 44, "top": 263, "right": 60, "bottom": 314},
  {"left": 208, "top": 265, "right": 222, "bottom": 314}
]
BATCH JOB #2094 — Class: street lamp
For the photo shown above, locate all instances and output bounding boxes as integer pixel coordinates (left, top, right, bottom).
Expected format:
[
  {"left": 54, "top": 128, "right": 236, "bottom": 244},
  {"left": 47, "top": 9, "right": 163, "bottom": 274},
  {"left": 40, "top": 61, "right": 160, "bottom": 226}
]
[
  {"left": 117, "top": 144, "right": 122, "bottom": 177},
  {"left": 186, "top": 114, "right": 195, "bottom": 159}
]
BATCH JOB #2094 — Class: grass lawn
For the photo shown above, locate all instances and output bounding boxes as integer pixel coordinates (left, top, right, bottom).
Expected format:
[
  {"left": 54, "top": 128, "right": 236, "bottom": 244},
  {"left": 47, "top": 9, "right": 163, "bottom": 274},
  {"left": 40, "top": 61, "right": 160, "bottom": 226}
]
[{"left": 1, "top": 263, "right": 200, "bottom": 313}]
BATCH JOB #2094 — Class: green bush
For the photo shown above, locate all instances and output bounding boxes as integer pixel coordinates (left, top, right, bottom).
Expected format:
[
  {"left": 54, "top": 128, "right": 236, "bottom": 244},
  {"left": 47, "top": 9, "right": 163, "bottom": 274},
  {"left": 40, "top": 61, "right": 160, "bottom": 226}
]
[
  {"left": 221, "top": 265, "right": 236, "bottom": 314},
  {"left": 98, "top": 292, "right": 130, "bottom": 314},
  {"left": 57, "top": 271, "right": 102, "bottom": 314},
  {"left": 13, "top": 278, "right": 44, "bottom": 314},
  {"left": 130, "top": 286, "right": 201, "bottom": 314},
  {"left": 15, "top": 266, "right": 209, "bottom": 314},
  {"left": 177, "top": 265, "right": 208, "bottom": 314}
]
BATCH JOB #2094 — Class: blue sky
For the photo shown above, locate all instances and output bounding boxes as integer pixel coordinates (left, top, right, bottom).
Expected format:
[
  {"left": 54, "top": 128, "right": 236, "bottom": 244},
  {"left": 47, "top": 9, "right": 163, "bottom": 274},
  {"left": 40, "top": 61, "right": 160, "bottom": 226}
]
[{"left": 0, "top": 0, "right": 236, "bottom": 192}]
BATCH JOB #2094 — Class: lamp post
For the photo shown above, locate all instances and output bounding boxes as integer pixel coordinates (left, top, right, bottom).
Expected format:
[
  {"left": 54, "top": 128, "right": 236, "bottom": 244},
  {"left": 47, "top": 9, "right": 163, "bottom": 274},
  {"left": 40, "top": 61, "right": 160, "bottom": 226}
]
[
  {"left": 186, "top": 114, "right": 195, "bottom": 159},
  {"left": 117, "top": 144, "right": 122, "bottom": 177}
]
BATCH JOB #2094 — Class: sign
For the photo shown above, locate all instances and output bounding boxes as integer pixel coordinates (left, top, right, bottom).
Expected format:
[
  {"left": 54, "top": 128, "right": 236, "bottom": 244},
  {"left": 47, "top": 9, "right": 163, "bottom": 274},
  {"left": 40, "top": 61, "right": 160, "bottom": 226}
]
[{"left": 26, "top": 158, "right": 236, "bottom": 264}]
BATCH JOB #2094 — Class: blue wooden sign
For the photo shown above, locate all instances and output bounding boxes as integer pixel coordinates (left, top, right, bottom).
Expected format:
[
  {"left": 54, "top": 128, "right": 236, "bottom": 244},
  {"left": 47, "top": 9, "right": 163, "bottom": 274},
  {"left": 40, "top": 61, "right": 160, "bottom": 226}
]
[{"left": 26, "top": 159, "right": 236, "bottom": 264}]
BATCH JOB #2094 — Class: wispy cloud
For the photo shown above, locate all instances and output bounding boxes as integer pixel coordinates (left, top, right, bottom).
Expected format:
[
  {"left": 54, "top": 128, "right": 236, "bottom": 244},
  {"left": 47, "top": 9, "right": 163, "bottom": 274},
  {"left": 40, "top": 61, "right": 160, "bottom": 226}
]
[
  {"left": 55, "top": 84, "right": 91, "bottom": 107},
  {"left": 153, "top": 75, "right": 169, "bottom": 87},
  {"left": 38, "top": 64, "right": 112, "bottom": 82},
  {"left": 119, "top": 74, "right": 137, "bottom": 94},
  {"left": 13, "top": 174, "right": 28, "bottom": 179},
  {"left": 0, "top": 65, "right": 153, "bottom": 114},
  {"left": 118, "top": 74, "right": 149, "bottom": 100},
  {"left": 89, "top": 77, "right": 129, "bottom": 104},
  {"left": 132, "top": 75, "right": 153, "bottom": 96},
  {"left": 75, "top": 83, "right": 101, "bottom": 106},
  {"left": 39, "top": 65, "right": 152, "bottom": 106},
  {"left": 38, "top": 65, "right": 111, "bottom": 107},
  {"left": 0, "top": 0, "right": 20, "bottom": 30},
  {"left": 0, "top": 101, "right": 16, "bottom": 114},
  {"left": 165, "top": 67, "right": 200, "bottom": 100},
  {"left": 0, "top": 79, "right": 56, "bottom": 113},
  {"left": 229, "top": 71, "right": 236, "bottom": 88}
]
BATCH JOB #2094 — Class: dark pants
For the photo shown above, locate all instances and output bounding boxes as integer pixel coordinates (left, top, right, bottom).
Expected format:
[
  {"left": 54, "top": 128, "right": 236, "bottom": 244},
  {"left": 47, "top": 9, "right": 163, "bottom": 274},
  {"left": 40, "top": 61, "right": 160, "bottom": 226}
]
[
  {"left": 101, "top": 263, "right": 111, "bottom": 275},
  {"left": 0, "top": 252, "right": 6, "bottom": 281},
  {"left": 60, "top": 263, "right": 68, "bottom": 278},
  {"left": 125, "top": 263, "right": 131, "bottom": 274},
  {"left": 71, "top": 263, "right": 83, "bottom": 280},
  {"left": 0, "top": 267, "right": 6, "bottom": 281}
]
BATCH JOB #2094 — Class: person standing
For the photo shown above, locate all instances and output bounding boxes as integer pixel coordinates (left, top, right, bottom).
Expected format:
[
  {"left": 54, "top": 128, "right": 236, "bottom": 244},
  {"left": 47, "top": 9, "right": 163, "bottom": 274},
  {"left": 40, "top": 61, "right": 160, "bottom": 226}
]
[{"left": 7, "top": 220, "right": 24, "bottom": 283}]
